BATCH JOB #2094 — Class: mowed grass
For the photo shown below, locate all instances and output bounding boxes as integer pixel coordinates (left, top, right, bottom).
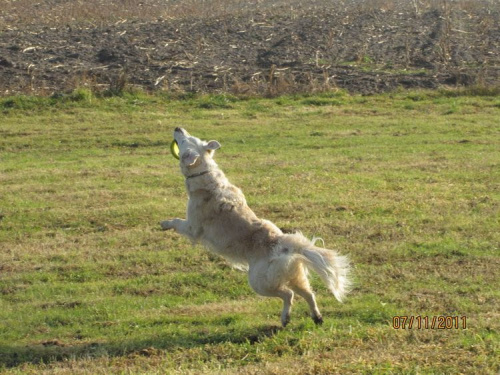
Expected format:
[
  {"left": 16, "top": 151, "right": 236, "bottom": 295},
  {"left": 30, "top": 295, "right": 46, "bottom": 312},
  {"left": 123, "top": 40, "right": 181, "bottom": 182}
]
[{"left": 0, "top": 90, "right": 499, "bottom": 374}]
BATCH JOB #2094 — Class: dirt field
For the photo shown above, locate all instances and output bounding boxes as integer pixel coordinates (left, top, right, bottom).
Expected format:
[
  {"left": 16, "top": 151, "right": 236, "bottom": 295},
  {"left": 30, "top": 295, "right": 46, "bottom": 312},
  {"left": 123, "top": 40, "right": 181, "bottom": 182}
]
[{"left": 1, "top": 0, "right": 499, "bottom": 95}]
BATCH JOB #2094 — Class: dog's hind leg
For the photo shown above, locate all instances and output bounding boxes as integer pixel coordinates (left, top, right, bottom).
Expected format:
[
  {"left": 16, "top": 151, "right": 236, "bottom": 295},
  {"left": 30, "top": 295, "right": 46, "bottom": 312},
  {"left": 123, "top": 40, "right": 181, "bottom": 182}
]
[
  {"left": 248, "top": 264, "right": 294, "bottom": 327},
  {"left": 292, "top": 285, "right": 323, "bottom": 325},
  {"left": 251, "top": 285, "right": 294, "bottom": 327},
  {"left": 276, "top": 288, "right": 294, "bottom": 327},
  {"left": 290, "top": 268, "right": 323, "bottom": 325}
]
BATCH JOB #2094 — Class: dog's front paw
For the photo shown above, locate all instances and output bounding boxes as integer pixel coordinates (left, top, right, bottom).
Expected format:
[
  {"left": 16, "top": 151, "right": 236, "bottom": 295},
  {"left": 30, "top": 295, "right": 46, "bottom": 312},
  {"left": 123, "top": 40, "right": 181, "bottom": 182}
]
[{"left": 160, "top": 220, "right": 174, "bottom": 231}]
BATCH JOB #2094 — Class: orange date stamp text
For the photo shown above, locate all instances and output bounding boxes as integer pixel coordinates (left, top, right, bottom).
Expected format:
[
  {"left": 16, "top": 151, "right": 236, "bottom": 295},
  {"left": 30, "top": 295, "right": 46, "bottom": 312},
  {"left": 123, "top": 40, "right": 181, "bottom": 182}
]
[{"left": 392, "top": 315, "right": 467, "bottom": 329}]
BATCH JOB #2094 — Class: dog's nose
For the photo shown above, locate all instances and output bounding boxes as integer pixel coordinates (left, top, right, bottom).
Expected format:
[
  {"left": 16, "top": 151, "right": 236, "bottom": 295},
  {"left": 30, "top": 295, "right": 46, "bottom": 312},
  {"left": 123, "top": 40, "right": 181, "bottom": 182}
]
[{"left": 175, "top": 127, "right": 187, "bottom": 136}]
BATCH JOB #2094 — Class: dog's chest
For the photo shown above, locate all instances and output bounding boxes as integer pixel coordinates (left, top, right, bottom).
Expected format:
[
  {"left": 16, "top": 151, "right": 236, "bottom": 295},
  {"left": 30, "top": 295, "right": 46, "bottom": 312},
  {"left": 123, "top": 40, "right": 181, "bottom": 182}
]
[
  {"left": 187, "top": 190, "right": 214, "bottom": 221},
  {"left": 187, "top": 186, "right": 256, "bottom": 241}
]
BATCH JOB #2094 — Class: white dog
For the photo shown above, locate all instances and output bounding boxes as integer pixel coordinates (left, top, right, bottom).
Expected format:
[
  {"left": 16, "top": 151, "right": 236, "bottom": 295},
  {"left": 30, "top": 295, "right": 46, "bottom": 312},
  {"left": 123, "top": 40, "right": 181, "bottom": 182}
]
[{"left": 161, "top": 127, "right": 351, "bottom": 326}]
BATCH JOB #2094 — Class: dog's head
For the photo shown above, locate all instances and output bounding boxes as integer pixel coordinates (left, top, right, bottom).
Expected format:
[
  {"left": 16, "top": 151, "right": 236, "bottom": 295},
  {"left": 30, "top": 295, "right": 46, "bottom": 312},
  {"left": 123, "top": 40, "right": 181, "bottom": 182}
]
[{"left": 173, "top": 127, "right": 220, "bottom": 176}]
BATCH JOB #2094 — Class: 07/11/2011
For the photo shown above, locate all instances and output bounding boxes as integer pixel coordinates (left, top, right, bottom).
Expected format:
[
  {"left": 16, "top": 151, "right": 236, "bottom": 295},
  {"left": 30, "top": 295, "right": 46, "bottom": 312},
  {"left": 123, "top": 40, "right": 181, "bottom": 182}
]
[{"left": 392, "top": 315, "right": 467, "bottom": 329}]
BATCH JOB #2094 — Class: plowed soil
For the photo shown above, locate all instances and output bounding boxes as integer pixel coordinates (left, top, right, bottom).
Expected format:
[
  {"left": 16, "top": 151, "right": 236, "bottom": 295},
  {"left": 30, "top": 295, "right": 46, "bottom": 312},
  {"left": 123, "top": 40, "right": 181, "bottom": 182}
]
[{"left": 1, "top": 1, "right": 499, "bottom": 96}]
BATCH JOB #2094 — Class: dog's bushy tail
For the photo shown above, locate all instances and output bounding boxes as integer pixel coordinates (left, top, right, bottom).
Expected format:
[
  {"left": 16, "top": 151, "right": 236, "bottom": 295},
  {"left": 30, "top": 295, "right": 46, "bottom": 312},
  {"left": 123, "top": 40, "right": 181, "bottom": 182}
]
[{"left": 278, "top": 232, "right": 351, "bottom": 302}]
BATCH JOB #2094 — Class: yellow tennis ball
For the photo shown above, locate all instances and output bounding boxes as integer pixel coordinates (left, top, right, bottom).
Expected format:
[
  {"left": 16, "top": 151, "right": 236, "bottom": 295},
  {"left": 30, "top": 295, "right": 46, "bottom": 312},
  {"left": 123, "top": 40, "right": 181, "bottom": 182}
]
[{"left": 170, "top": 140, "right": 180, "bottom": 160}]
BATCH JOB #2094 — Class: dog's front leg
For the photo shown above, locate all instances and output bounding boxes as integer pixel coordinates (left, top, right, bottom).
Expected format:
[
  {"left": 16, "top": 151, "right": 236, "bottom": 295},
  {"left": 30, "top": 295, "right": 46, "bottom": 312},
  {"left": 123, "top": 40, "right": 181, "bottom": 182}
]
[{"left": 160, "top": 218, "right": 194, "bottom": 238}]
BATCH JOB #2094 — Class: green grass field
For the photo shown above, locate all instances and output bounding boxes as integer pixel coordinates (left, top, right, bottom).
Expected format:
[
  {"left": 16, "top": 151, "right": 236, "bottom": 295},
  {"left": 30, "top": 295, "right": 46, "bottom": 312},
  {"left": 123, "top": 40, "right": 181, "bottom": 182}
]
[{"left": 0, "top": 90, "right": 499, "bottom": 374}]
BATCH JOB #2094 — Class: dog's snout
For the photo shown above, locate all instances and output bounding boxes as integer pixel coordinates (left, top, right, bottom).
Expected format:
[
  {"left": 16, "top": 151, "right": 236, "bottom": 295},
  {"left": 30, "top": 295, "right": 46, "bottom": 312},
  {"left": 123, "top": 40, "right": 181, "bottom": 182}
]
[{"left": 174, "top": 127, "right": 188, "bottom": 137}]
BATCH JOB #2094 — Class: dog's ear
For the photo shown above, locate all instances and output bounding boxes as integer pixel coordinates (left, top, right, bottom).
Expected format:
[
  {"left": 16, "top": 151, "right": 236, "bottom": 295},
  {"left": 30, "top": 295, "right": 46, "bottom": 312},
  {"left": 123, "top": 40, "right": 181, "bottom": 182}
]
[
  {"left": 182, "top": 150, "right": 200, "bottom": 167},
  {"left": 205, "top": 140, "right": 221, "bottom": 151}
]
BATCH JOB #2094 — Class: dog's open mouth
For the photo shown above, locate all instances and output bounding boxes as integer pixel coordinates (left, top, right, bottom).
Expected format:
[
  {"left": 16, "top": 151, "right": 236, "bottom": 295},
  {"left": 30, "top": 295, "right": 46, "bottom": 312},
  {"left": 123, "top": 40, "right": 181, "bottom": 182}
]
[{"left": 170, "top": 140, "right": 180, "bottom": 160}]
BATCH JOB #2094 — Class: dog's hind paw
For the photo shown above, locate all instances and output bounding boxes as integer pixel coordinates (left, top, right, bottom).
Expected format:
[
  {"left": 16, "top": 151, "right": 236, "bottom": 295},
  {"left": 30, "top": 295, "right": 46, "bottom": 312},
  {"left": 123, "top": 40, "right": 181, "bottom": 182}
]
[{"left": 313, "top": 314, "right": 323, "bottom": 325}]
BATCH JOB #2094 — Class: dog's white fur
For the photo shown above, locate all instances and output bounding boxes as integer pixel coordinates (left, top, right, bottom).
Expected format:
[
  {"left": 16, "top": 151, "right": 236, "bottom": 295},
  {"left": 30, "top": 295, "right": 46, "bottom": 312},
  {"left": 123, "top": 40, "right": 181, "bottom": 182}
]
[{"left": 161, "top": 128, "right": 351, "bottom": 326}]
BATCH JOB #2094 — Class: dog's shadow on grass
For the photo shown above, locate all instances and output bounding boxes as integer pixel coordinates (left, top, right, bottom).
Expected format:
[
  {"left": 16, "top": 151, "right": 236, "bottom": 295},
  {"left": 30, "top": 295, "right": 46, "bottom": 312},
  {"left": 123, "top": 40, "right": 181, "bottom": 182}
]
[{"left": 1, "top": 324, "right": 280, "bottom": 368}]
